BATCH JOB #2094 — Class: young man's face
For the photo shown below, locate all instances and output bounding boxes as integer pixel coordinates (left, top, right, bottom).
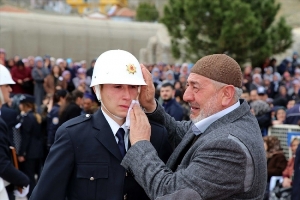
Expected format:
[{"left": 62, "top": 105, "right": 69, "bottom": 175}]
[
  {"left": 0, "top": 85, "right": 12, "bottom": 104},
  {"left": 160, "top": 86, "right": 174, "bottom": 101},
  {"left": 100, "top": 84, "right": 139, "bottom": 119}
]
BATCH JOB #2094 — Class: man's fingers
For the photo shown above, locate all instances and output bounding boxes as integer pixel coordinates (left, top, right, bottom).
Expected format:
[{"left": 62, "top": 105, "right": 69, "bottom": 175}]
[{"left": 141, "top": 64, "right": 152, "bottom": 84}]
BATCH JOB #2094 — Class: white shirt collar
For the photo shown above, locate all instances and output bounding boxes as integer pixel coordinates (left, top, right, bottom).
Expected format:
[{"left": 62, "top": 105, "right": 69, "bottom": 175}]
[
  {"left": 101, "top": 108, "right": 128, "bottom": 136},
  {"left": 194, "top": 101, "right": 240, "bottom": 134}
]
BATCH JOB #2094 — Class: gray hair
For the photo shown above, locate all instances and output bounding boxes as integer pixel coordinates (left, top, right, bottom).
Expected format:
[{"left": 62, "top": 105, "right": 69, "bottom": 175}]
[{"left": 211, "top": 80, "right": 242, "bottom": 101}]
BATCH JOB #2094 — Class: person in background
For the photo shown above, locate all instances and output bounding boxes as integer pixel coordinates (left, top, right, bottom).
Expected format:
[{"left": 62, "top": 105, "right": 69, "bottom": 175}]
[
  {"left": 62, "top": 70, "right": 75, "bottom": 93},
  {"left": 86, "top": 59, "right": 96, "bottom": 78},
  {"left": 58, "top": 89, "right": 83, "bottom": 126},
  {"left": 263, "top": 136, "right": 287, "bottom": 200},
  {"left": 250, "top": 100, "right": 272, "bottom": 136},
  {"left": 160, "top": 82, "right": 184, "bottom": 121},
  {"left": 0, "top": 64, "right": 29, "bottom": 200},
  {"left": 43, "top": 65, "right": 67, "bottom": 97},
  {"left": 72, "top": 68, "right": 92, "bottom": 93},
  {"left": 272, "top": 107, "right": 287, "bottom": 125},
  {"left": 173, "top": 63, "right": 181, "bottom": 81},
  {"left": 282, "top": 138, "right": 299, "bottom": 188},
  {"left": 240, "top": 90, "right": 250, "bottom": 103},
  {"left": 285, "top": 101, "right": 300, "bottom": 125},
  {"left": 292, "top": 143, "right": 300, "bottom": 200},
  {"left": 31, "top": 57, "right": 49, "bottom": 108},
  {"left": 47, "top": 90, "right": 68, "bottom": 149},
  {"left": 10, "top": 60, "right": 33, "bottom": 95},
  {"left": 81, "top": 93, "right": 98, "bottom": 115},
  {"left": 18, "top": 94, "right": 44, "bottom": 198},
  {"left": 249, "top": 89, "right": 259, "bottom": 103}
]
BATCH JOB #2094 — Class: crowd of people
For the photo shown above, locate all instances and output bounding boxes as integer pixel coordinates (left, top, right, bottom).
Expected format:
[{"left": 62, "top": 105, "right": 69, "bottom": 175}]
[{"left": 0, "top": 47, "right": 300, "bottom": 200}]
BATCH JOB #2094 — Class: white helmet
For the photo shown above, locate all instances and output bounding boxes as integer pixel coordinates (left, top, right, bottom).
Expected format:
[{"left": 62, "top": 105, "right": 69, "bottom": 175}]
[
  {"left": 90, "top": 50, "right": 146, "bottom": 87},
  {"left": 0, "top": 64, "right": 15, "bottom": 85},
  {"left": 0, "top": 64, "right": 15, "bottom": 104}
]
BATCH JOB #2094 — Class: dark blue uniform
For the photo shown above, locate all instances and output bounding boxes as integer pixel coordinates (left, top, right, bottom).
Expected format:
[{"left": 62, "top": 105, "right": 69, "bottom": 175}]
[
  {"left": 30, "top": 109, "right": 173, "bottom": 200},
  {"left": 292, "top": 144, "right": 300, "bottom": 200},
  {"left": 19, "top": 111, "right": 44, "bottom": 198},
  {"left": 162, "top": 98, "right": 184, "bottom": 121},
  {"left": 0, "top": 116, "right": 29, "bottom": 200},
  {"left": 0, "top": 105, "right": 18, "bottom": 145},
  {"left": 47, "top": 104, "right": 60, "bottom": 147}
]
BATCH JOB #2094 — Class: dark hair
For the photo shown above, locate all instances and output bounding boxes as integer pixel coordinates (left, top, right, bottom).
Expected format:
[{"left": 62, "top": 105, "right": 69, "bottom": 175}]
[
  {"left": 59, "top": 90, "right": 83, "bottom": 116},
  {"left": 16, "top": 60, "right": 24, "bottom": 68},
  {"left": 53, "top": 89, "right": 68, "bottom": 104},
  {"left": 161, "top": 82, "right": 174, "bottom": 90}
]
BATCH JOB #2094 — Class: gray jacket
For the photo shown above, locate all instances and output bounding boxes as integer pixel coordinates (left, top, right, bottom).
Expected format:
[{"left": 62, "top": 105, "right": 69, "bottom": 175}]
[{"left": 121, "top": 100, "right": 267, "bottom": 200}]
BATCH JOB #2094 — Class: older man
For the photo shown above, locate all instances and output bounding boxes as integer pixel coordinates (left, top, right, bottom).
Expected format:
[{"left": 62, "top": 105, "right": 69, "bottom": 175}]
[{"left": 122, "top": 54, "right": 267, "bottom": 199}]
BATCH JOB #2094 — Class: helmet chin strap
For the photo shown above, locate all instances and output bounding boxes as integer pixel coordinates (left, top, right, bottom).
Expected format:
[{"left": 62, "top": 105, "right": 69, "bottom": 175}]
[{"left": 95, "top": 85, "right": 123, "bottom": 120}]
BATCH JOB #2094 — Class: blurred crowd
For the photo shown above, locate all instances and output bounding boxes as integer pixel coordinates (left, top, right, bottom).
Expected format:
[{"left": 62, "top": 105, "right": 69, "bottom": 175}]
[{"left": 1, "top": 47, "right": 300, "bottom": 199}]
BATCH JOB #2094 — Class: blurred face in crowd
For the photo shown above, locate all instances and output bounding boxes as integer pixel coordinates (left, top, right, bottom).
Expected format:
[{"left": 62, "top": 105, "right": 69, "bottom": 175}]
[
  {"left": 83, "top": 97, "right": 93, "bottom": 113},
  {"left": 241, "top": 92, "right": 250, "bottom": 102},
  {"left": 0, "top": 52, "right": 5, "bottom": 60},
  {"left": 244, "top": 66, "right": 252, "bottom": 75},
  {"left": 98, "top": 84, "right": 139, "bottom": 120},
  {"left": 166, "top": 73, "right": 174, "bottom": 81},
  {"left": 183, "top": 73, "right": 226, "bottom": 123},
  {"left": 36, "top": 60, "right": 43, "bottom": 68},
  {"left": 160, "top": 86, "right": 174, "bottom": 101},
  {"left": 264, "top": 79, "right": 271, "bottom": 87},
  {"left": 52, "top": 65, "right": 60, "bottom": 76},
  {"left": 287, "top": 100, "right": 295, "bottom": 109},
  {"left": 275, "top": 109, "right": 286, "bottom": 122},
  {"left": 250, "top": 90, "right": 258, "bottom": 101},
  {"left": 174, "top": 81, "right": 182, "bottom": 90},
  {"left": 179, "top": 76, "right": 186, "bottom": 84},
  {"left": 63, "top": 72, "right": 71, "bottom": 81},
  {"left": 14, "top": 56, "right": 20, "bottom": 63},
  {"left": 28, "top": 57, "right": 35, "bottom": 67},
  {"left": 279, "top": 86, "right": 287, "bottom": 96},
  {"left": 0, "top": 85, "right": 12, "bottom": 105},
  {"left": 283, "top": 72, "right": 291, "bottom": 81},
  {"left": 291, "top": 139, "right": 300, "bottom": 155}
]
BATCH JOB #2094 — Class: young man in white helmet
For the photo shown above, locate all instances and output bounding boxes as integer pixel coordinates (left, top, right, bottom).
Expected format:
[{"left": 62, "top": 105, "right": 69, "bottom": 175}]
[
  {"left": 0, "top": 64, "right": 30, "bottom": 200},
  {"left": 30, "top": 50, "right": 172, "bottom": 200}
]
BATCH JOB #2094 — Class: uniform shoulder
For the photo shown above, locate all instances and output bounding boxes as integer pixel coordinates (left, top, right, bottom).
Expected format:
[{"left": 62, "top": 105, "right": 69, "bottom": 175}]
[
  {"left": 61, "top": 114, "right": 92, "bottom": 128},
  {"left": 149, "top": 120, "right": 166, "bottom": 130}
]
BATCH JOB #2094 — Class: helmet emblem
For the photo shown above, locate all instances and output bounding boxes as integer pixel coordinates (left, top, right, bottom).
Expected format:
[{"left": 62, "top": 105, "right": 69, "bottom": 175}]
[{"left": 126, "top": 64, "right": 136, "bottom": 74}]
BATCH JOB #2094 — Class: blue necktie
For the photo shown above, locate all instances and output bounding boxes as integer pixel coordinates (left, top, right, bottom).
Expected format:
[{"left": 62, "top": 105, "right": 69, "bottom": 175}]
[{"left": 116, "top": 128, "right": 126, "bottom": 158}]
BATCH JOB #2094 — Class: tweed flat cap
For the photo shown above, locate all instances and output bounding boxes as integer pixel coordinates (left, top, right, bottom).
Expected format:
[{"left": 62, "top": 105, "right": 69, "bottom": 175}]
[{"left": 191, "top": 54, "right": 242, "bottom": 88}]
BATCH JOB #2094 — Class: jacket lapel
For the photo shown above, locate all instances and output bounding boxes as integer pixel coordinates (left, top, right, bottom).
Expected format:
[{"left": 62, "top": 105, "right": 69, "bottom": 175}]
[{"left": 92, "top": 110, "right": 123, "bottom": 161}]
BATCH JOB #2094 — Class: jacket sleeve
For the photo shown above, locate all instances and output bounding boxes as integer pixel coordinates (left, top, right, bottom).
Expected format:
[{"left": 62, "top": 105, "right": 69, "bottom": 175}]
[
  {"left": 30, "top": 126, "right": 75, "bottom": 200},
  {"left": 147, "top": 101, "right": 192, "bottom": 147},
  {"left": 0, "top": 123, "right": 29, "bottom": 187},
  {"left": 121, "top": 137, "right": 247, "bottom": 200},
  {"left": 19, "top": 115, "right": 33, "bottom": 157}
]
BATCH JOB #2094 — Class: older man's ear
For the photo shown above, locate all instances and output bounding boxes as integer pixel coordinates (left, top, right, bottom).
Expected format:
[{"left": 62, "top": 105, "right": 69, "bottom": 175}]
[{"left": 221, "top": 85, "right": 236, "bottom": 107}]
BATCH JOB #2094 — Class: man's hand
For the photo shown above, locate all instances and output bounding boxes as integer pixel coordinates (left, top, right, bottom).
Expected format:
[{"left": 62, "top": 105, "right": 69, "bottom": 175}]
[
  {"left": 129, "top": 104, "right": 151, "bottom": 145},
  {"left": 282, "top": 177, "right": 292, "bottom": 188},
  {"left": 139, "top": 64, "right": 156, "bottom": 113}
]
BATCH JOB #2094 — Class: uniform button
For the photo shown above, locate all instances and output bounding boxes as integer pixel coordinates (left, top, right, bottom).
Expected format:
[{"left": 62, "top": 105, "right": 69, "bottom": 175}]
[
  {"left": 90, "top": 177, "right": 94, "bottom": 181},
  {"left": 124, "top": 194, "right": 127, "bottom": 200},
  {"left": 86, "top": 114, "right": 90, "bottom": 117},
  {"left": 125, "top": 172, "right": 128, "bottom": 176}
]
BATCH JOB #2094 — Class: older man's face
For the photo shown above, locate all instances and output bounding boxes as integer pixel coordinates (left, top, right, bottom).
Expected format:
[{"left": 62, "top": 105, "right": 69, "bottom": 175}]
[{"left": 183, "top": 73, "right": 222, "bottom": 123}]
